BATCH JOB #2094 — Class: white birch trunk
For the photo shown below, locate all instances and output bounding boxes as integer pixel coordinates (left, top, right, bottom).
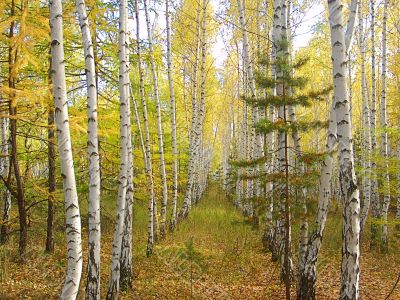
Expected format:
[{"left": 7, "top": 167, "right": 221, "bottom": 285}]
[
  {"left": 120, "top": 22, "right": 134, "bottom": 286},
  {"left": 180, "top": 6, "right": 202, "bottom": 219},
  {"left": 178, "top": 3, "right": 202, "bottom": 219},
  {"left": 50, "top": 0, "right": 83, "bottom": 297},
  {"left": 166, "top": 0, "right": 179, "bottom": 230},
  {"left": 379, "top": 0, "right": 390, "bottom": 252},
  {"left": 264, "top": 0, "right": 282, "bottom": 255},
  {"left": 369, "top": 0, "right": 380, "bottom": 235},
  {"left": 144, "top": 0, "right": 169, "bottom": 238},
  {"left": 297, "top": 101, "right": 337, "bottom": 299},
  {"left": 237, "top": 0, "right": 257, "bottom": 200},
  {"left": 134, "top": 0, "right": 156, "bottom": 256},
  {"left": 75, "top": 0, "right": 101, "bottom": 297},
  {"left": 358, "top": 0, "right": 372, "bottom": 233},
  {"left": 0, "top": 116, "right": 10, "bottom": 244},
  {"left": 273, "top": 0, "right": 285, "bottom": 261},
  {"left": 278, "top": 0, "right": 293, "bottom": 282},
  {"left": 130, "top": 89, "right": 146, "bottom": 163},
  {"left": 327, "top": 1, "right": 361, "bottom": 298},
  {"left": 233, "top": 42, "right": 243, "bottom": 208},
  {"left": 181, "top": 57, "right": 191, "bottom": 136},
  {"left": 290, "top": 103, "right": 308, "bottom": 283},
  {"left": 120, "top": 132, "right": 133, "bottom": 288},
  {"left": 106, "top": 0, "right": 130, "bottom": 296},
  {"left": 193, "top": 0, "right": 208, "bottom": 204}
]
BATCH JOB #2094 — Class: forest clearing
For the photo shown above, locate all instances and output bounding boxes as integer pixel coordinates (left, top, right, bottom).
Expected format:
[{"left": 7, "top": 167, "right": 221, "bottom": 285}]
[{"left": 0, "top": 0, "right": 400, "bottom": 299}]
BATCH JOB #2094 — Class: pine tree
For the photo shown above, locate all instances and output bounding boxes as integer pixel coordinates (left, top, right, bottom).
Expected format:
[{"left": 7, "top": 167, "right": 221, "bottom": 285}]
[{"left": 231, "top": 29, "right": 331, "bottom": 300}]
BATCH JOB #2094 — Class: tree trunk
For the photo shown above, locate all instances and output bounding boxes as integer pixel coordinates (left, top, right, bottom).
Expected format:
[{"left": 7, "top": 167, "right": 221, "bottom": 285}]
[
  {"left": 327, "top": 1, "right": 361, "bottom": 298},
  {"left": 134, "top": 0, "right": 156, "bottom": 257},
  {"left": 369, "top": 0, "right": 380, "bottom": 249},
  {"left": 0, "top": 113, "right": 11, "bottom": 244},
  {"left": 6, "top": 0, "right": 27, "bottom": 262},
  {"left": 379, "top": 0, "right": 390, "bottom": 253},
  {"left": 180, "top": 5, "right": 202, "bottom": 219},
  {"left": 120, "top": 133, "right": 134, "bottom": 289},
  {"left": 297, "top": 101, "right": 337, "bottom": 300},
  {"left": 143, "top": 0, "right": 169, "bottom": 239},
  {"left": 50, "top": 0, "right": 83, "bottom": 297},
  {"left": 46, "top": 107, "right": 56, "bottom": 253},
  {"left": 166, "top": 0, "right": 179, "bottom": 231},
  {"left": 75, "top": 0, "right": 101, "bottom": 297},
  {"left": 192, "top": 0, "right": 208, "bottom": 205},
  {"left": 264, "top": 0, "right": 282, "bottom": 256},
  {"left": 359, "top": 0, "right": 372, "bottom": 235},
  {"left": 106, "top": 0, "right": 130, "bottom": 297}
]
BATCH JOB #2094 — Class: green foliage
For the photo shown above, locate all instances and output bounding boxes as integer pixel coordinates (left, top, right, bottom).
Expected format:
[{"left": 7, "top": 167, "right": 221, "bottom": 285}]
[
  {"left": 254, "top": 118, "right": 328, "bottom": 134},
  {"left": 228, "top": 35, "right": 332, "bottom": 207}
]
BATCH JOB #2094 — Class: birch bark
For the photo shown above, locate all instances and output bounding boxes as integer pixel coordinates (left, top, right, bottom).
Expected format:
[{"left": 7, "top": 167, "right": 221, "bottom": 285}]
[
  {"left": 46, "top": 60, "right": 56, "bottom": 253},
  {"left": 180, "top": 5, "right": 202, "bottom": 219},
  {"left": 106, "top": 0, "right": 130, "bottom": 296},
  {"left": 166, "top": 0, "right": 179, "bottom": 230},
  {"left": 297, "top": 101, "right": 337, "bottom": 299},
  {"left": 379, "top": 0, "right": 390, "bottom": 252},
  {"left": 120, "top": 132, "right": 133, "bottom": 288},
  {"left": 0, "top": 116, "right": 10, "bottom": 244},
  {"left": 50, "top": 0, "right": 83, "bottom": 297},
  {"left": 134, "top": 0, "right": 156, "bottom": 256},
  {"left": 265, "top": 0, "right": 282, "bottom": 256},
  {"left": 75, "top": 0, "right": 101, "bottom": 297},
  {"left": 193, "top": 0, "right": 208, "bottom": 204},
  {"left": 358, "top": 0, "right": 372, "bottom": 233},
  {"left": 327, "top": 1, "right": 361, "bottom": 298},
  {"left": 369, "top": 0, "right": 380, "bottom": 248},
  {"left": 144, "top": 0, "right": 169, "bottom": 239}
]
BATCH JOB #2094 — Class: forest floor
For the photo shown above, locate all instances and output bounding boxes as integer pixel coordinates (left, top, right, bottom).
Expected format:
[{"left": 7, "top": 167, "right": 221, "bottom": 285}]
[{"left": 0, "top": 183, "right": 400, "bottom": 299}]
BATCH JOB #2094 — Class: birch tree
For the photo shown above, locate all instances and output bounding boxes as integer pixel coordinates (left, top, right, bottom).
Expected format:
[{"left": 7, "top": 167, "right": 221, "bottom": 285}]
[
  {"left": 0, "top": 116, "right": 10, "bottom": 244},
  {"left": 379, "top": 0, "right": 390, "bottom": 252},
  {"left": 50, "top": 0, "right": 83, "bottom": 297},
  {"left": 296, "top": 1, "right": 358, "bottom": 297},
  {"left": 106, "top": 0, "right": 131, "bottom": 296},
  {"left": 326, "top": 0, "right": 361, "bottom": 298},
  {"left": 166, "top": 0, "right": 179, "bottom": 230},
  {"left": 180, "top": 5, "right": 202, "bottom": 219},
  {"left": 237, "top": 0, "right": 256, "bottom": 202},
  {"left": 46, "top": 59, "right": 56, "bottom": 253},
  {"left": 134, "top": 0, "right": 156, "bottom": 256},
  {"left": 369, "top": 0, "right": 380, "bottom": 248},
  {"left": 358, "top": 0, "right": 372, "bottom": 233},
  {"left": 75, "top": 0, "right": 101, "bottom": 297},
  {"left": 120, "top": 132, "right": 134, "bottom": 288},
  {"left": 144, "top": 0, "right": 169, "bottom": 239},
  {"left": 297, "top": 102, "right": 337, "bottom": 299},
  {"left": 192, "top": 0, "right": 208, "bottom": 205}
]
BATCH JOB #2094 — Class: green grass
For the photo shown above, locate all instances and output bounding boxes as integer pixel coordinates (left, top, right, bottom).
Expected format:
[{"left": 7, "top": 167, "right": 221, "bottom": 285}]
[{"left": 1, "top": 183, "right": 400, "bottom": 299}]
